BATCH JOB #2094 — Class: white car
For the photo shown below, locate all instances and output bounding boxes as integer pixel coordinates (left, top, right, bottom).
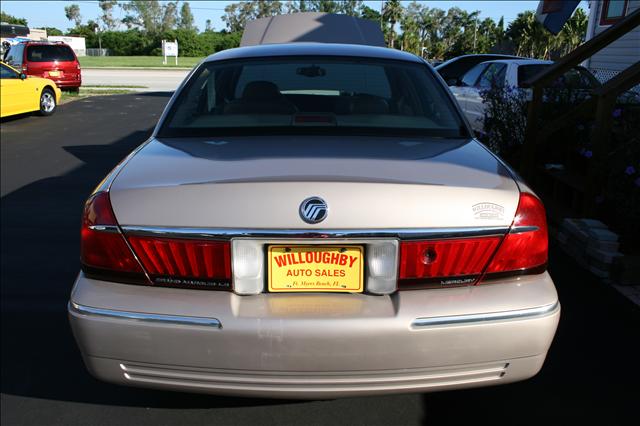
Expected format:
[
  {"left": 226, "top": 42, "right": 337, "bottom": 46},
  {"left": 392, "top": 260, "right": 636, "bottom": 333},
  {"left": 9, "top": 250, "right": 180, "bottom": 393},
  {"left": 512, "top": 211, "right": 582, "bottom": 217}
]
[
  {"left": 449, "top": 59, "right": 601, "bottom": 133},
  {"left": 68, "top": 43, "right": 560, "bottom": 399}
]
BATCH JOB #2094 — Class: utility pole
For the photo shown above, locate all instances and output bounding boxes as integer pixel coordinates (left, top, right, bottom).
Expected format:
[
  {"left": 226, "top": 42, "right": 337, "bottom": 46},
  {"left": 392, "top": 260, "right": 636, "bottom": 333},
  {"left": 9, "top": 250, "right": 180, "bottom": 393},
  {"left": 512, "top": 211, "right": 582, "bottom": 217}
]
[
  {"left": 94, "top": 25, "right": 102, "bottom": 56},
  {"left": 473, "top": 17, "right": 478, "bottom": 51}
]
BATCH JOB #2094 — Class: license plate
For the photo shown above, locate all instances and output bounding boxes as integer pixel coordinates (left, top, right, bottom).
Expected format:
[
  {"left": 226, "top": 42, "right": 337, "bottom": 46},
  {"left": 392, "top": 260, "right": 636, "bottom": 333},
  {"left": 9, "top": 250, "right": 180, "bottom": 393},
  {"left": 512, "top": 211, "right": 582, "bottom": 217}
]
[
  {"left": 48, "top": 71, "right": 60, "bottom": 77},
  {"left": 268, "top": 245, "right": 363, "bottom": 293}
]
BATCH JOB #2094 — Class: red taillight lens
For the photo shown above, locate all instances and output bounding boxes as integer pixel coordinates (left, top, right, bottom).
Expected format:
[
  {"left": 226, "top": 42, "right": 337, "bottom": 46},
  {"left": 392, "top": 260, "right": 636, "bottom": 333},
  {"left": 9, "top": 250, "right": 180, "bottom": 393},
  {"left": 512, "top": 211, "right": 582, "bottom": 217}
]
[
  {"left": 128, "top": 236, "right": 231, "bottom": 286},
  {"left": 399, "top": 237, "right": 502, "bottom": 286},
  {"left": 484, "top": 192, "right": 548, "bottom": 276},
  {"left": 80, "top": 192, "right": 232, "bottom": 289},
  {"left": 80, "top": 192, "right": 146, "bottom": 280},
  {"left": 399, "top": 192, "right": 548, "bottom": 288}
]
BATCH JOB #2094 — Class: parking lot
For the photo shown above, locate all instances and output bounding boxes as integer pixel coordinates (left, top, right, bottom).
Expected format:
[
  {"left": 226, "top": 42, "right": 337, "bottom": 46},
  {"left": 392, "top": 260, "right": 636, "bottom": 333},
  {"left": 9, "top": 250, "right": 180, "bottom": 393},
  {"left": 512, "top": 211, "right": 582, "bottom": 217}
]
[{"left": 1, "top": 93, "right": 639, "bottom": 426}]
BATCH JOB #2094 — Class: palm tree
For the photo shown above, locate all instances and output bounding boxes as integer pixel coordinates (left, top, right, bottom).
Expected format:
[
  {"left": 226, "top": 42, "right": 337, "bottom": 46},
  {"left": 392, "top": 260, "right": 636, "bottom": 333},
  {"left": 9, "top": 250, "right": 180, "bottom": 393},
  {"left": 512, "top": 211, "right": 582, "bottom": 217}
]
[
  {"left": 383, "top": 0, "right": 403, "bottom": 48},
  {"left": 556, "top": 8, "right": 588, "bottom": 56}
]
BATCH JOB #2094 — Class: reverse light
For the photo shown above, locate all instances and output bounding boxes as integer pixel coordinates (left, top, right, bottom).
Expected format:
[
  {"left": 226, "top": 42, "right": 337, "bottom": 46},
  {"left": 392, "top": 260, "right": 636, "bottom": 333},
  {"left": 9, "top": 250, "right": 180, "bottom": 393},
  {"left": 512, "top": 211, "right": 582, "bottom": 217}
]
[
  {"left": 231, "top": 240, "right": 265, "bottom": 295},
  {"left": 366, "top": 241, "right": 399, "bottom": 295}
]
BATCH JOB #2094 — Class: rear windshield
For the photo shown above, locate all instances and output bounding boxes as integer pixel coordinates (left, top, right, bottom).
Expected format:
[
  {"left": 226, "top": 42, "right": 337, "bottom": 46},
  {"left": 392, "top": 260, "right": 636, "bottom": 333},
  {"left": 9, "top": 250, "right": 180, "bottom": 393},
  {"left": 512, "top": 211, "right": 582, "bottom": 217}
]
[
  {"left": 518, "top": 65, "right": 600, "bottom": 89},
  {"left": 26, "top": 45, "right": 75, "bottom": 62},
  {"left": 159, "top": 57, "right": 466, "bottom": 138}
]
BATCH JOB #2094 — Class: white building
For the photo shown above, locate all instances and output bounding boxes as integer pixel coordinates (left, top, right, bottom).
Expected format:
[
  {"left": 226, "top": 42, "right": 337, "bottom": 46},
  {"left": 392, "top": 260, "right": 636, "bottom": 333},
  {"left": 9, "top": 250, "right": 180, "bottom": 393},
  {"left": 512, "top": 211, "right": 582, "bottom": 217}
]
[
  {"left": 584, "top": 0, "right": 640, "bottom": 82},
  {"left": 47, "top": 35, "right": 86, "bottom": 56}
]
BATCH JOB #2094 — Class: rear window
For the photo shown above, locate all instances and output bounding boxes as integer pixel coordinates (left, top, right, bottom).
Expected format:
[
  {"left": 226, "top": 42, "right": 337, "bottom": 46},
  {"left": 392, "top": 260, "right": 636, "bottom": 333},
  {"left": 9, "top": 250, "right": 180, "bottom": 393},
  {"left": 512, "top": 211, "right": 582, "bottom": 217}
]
[
  {"left": 518, "top": 65, "right": 600, "bottom": 89},
  {"left": 26, "top": 45, "right": 75, "bottom": 62},
  {"left": 159, "top": 57, "right": 466, "bottom": 138}
]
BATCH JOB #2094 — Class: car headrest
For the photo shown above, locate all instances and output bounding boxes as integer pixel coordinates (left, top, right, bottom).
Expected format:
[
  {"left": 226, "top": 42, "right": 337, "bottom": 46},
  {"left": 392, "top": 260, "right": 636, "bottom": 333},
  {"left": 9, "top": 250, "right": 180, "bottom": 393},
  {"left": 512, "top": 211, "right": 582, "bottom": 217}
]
[{"left": 242, "top": 81, "right": 282, "bottom": 101}]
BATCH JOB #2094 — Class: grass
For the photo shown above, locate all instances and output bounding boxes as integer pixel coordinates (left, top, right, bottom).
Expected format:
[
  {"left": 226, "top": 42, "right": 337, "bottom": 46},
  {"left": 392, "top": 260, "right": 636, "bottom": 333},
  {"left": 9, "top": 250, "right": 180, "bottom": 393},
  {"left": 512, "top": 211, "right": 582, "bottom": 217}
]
[
  {"left": 79, "top": 56, "right": 204, "bottom": 68},
  {"left": 60, "top": 88, "right": 135, "bottom": 104}
]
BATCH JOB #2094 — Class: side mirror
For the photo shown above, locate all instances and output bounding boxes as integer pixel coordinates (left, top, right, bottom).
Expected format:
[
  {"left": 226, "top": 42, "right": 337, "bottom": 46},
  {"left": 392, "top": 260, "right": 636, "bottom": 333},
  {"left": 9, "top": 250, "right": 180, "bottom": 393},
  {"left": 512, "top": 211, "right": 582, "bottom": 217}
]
[{"left": 19, "top": 73, "right": 27, "bottom": 80}]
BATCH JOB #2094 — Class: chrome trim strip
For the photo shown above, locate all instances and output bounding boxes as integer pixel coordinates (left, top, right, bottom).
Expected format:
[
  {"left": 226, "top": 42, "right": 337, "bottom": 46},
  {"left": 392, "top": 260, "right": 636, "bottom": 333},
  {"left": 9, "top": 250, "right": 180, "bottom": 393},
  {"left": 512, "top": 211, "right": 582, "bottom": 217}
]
[
  {"left": 88, "top": 225, "right": 120, "bottom": 233},
  {"left": 411, "top": 302, "right": 559, "bottom": 328},
  {"left": 121, "top": 226, "right": 510, "bottom": 241},
  {"left": 68, "top": 302, "right": 222, "bottom": 328},
  {"left": 510, "top": 226, "right": 539, "bottom": 234}
]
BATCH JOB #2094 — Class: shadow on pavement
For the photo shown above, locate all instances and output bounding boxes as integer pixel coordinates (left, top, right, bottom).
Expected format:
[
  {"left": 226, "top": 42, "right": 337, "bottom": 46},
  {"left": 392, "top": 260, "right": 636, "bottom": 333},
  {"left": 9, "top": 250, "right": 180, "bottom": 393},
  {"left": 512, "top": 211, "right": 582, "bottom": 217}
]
[
  {"left": 420, "top": 243, "right": 640, "bottom": 425},
  {"left": 0, "top": 95, "right": 287, "bottom": 410}
]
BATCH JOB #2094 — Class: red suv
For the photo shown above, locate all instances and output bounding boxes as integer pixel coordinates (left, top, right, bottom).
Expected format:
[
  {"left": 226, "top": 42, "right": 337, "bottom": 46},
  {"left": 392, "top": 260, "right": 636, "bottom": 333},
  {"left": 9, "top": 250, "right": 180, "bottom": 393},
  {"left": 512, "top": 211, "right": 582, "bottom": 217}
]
[{"left": 3, "top": 41, "right": 81, "bottom": 91}]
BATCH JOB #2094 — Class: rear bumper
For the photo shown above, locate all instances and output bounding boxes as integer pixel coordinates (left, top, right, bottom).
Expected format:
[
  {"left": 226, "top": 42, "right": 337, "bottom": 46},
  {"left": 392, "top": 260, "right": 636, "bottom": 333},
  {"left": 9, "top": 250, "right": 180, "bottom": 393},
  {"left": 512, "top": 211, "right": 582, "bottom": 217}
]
[
  {"left": 55, "top": 80, "right": 81, "bottom": 88},
  {"left": 68, "top": 272, "right": 560, "bottom": 398}
]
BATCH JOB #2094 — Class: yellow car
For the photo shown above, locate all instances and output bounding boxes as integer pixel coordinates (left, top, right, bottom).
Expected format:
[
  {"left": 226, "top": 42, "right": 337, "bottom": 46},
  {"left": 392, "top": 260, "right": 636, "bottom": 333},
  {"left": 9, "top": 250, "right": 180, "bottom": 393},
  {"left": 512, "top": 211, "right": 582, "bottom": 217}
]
[{"left": 1, "top": 61, "right": 61, "bottom": 118}]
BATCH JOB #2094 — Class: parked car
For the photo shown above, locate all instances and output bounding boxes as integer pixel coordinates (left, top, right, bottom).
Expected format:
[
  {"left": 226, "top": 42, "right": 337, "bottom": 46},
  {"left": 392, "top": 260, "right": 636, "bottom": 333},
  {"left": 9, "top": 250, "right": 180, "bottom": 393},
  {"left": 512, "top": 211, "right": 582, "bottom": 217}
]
[
  {"left": 3, "top": 41, "right": 81, "bottom": 91},
  {"left": 449, "top": 59, "right": 601, "bottom": 132},
  {"left": 68, "top": 43, "right": 560, "bottom": 399},
  {"left": 435, "top": 54, "right": 525, "bottom": 86},
  {"left": 1, "top": 61, "right": 61, "bottom": 118}
]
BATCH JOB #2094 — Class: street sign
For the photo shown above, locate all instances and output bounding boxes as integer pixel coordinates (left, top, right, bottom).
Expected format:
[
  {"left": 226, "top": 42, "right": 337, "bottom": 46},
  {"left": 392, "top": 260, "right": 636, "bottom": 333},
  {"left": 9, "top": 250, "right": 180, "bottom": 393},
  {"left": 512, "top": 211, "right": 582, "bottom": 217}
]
[{"left": 162, "top": 39, "right": 179, "bottom": 65}]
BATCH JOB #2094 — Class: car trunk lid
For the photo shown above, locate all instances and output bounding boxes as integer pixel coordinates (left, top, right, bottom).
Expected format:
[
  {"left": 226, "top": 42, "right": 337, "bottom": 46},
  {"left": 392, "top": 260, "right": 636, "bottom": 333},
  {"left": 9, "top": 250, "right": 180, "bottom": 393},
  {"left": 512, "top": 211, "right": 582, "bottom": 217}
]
[{"left": 109, "top": 136, "right": 520, "bottom": 229}]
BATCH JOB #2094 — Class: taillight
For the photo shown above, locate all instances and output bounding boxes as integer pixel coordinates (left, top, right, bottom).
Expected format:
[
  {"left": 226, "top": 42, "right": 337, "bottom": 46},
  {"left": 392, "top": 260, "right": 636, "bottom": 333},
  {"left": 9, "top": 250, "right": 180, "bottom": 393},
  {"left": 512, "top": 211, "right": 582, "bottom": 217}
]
[
  {"left": 80, "top": 192, "right": 147, "bottom": 283},
  {"left": 483, "top": 192, "right": 548, "bottom": 277},
  {"left": 80, "top": 192, "right": 232, "bottom": 290},
  {"left": 22, "top": 64, "right": 28, "bottom": 73},
  {"left": 399, "top": 192, "right": 548, "bottom": 288},
  {"left": 128, "top": 236, "right": 232, "bottom": 290},
  {"left": 399, "top": 237, "right": 502, "bottom": 287}
]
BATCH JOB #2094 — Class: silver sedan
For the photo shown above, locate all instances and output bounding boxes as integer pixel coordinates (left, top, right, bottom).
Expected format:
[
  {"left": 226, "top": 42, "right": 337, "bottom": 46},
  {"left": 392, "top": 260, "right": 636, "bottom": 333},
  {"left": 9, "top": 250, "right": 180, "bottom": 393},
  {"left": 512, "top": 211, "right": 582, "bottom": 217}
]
[{"left": 68, "top": 43, "right": 559, "bottom": 399}]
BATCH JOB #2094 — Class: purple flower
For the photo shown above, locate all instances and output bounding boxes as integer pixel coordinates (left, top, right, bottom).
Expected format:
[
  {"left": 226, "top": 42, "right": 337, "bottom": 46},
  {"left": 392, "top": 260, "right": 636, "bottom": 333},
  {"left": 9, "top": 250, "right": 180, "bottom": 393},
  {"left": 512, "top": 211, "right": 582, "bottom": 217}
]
[
  {"left": 612, "top": 108, "right": 622, "bottom": 118},
  {"left": 584, "top": 150, "right": 593, "bottom": 158},
  {"left": 635, "top": 177, "right": 640, "bottom": 187},
  {"left": 625, "top": 166, "right": 636, "bottom": 175}
]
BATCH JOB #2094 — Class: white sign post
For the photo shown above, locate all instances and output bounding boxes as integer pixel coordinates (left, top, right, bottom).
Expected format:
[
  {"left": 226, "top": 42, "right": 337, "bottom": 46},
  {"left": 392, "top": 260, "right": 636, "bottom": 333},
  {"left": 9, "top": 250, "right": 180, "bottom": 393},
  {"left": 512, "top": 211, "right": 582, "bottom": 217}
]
[{"left": 162, "top": 39, "right": 178, "bottom": 65}]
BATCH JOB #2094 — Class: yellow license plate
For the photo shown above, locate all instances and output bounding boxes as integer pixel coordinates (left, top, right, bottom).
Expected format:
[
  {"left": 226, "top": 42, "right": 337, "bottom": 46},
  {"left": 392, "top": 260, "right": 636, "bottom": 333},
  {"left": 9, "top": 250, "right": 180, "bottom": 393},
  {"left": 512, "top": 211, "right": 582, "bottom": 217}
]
[
  {"left": 48, "top": 71, "right": 60, "bottom": 77},
  {"left": 268, "top": 245, "right": 364, "bottom": 293}
]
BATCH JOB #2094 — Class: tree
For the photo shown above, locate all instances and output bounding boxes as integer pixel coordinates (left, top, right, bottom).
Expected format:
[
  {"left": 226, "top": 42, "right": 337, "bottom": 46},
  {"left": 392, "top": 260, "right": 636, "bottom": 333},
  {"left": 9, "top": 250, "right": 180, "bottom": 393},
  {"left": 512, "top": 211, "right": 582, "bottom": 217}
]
[
  {"left": 222, "top": 2, "right": 257, "bottom": 33},
  {"left": 42, "top": 27, "right": 64, "bottom": 36},
  {"left": 359, "top": 5, "right": 381, "bottom": 22},
  {"left": 256, "top": 0, "right": 282, "bottom": 17},
  {"left": 0, "top": 11, "right": 28, "bottom": 26},
  {"left": 64, "top": 4, "right": 82, "bottom": 27},
  {"left": 99, "top": 1, "right": 118, "bottom": 30},
  {"left": 507, "top": 11, "right": 552, "bottom": 58},
  {"left": 382, "top": 0, "right": 403, "bottom": 48},
  {"left": 120, "top": 0, "right": 178, "bottom": 34},
  {"left": 161, "top": 2, "right": 178, "bottom": 32},
  {"left": 178, "top": 2, "right": 197, "bottom": 31},
  {"left": 339, "top": 0, "right": 363, "bottom": 16},
  {"left": 555, "top": 8, "right": 587, "bottom": 56},
  {"left": 205, "top": 19, "right": 213, "bottom": 32}
]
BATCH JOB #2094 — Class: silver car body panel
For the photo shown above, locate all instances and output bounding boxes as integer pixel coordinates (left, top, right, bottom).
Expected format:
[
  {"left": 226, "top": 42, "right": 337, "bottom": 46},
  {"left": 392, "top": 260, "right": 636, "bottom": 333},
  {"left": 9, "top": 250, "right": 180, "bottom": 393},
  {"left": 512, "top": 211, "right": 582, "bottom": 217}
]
[
  {"left": 109, "top": 137, "right": 519, "bottom": 229},
  {"left": 69, "top": 272, "right": 559, "bottom": 398}
]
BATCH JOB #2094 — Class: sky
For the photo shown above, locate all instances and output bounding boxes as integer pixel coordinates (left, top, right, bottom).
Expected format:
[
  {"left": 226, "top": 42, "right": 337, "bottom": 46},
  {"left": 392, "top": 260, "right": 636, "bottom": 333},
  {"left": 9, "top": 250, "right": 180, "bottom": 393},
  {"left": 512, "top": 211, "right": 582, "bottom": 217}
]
[{"left": 1, "top": 1, "right": 587, "bottom": 32}]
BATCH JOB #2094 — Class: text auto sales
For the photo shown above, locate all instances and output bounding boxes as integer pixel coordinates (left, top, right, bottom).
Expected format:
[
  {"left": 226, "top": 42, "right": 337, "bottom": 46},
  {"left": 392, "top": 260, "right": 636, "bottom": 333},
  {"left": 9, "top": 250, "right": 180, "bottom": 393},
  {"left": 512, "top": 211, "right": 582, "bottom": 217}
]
[{"left": 274, "top": 251, "right": 359, "bottom": 277}]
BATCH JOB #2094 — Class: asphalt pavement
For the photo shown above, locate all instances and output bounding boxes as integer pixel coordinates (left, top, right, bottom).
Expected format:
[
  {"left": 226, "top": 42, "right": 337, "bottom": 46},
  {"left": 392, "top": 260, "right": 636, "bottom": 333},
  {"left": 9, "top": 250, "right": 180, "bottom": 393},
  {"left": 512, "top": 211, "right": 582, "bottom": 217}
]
[
  {"left": 1, "top": 94, "right": 639, "bottom": 426},
  {"left": 82, "top": 69, "right": 190, "bottom": 92}
]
